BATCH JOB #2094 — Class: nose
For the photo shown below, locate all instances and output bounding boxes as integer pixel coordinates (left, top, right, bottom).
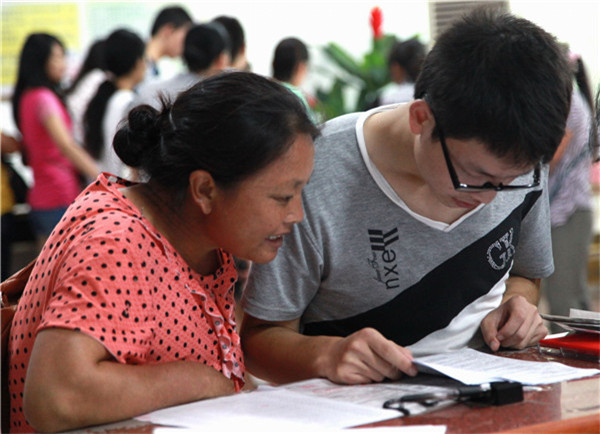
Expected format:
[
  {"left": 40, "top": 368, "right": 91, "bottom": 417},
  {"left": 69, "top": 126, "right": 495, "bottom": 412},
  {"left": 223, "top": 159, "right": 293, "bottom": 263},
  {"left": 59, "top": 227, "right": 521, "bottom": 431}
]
[
  {"left": 472, "top": 190, "right": 497, "bottom": 204},
  {"left": 284, "top": 196, "right": 304, "bottom": 224}
]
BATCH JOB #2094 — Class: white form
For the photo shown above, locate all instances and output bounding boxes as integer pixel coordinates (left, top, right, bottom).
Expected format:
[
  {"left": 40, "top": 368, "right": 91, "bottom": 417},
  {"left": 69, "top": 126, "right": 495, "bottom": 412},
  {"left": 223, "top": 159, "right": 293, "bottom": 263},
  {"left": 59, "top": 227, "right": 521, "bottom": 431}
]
[
  {"left": 414, "top": 348, "right": 600, "bottom": 385},
  {"left": 136, "top": 387, "right": 400, "bottom": 430}
]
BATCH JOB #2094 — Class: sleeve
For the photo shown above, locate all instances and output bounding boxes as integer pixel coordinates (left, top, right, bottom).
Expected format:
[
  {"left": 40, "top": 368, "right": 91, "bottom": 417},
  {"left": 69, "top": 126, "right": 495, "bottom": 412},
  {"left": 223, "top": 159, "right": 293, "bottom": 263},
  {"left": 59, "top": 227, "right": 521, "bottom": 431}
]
[
  {"left": 38, "top": 230, "right": 156, "bottom": 364},
  {"left": 241, "top": 216, "right": 324, "bottom": 322},
  {"left": 34, "top": 89, "right": 65, "bottom": 122},
  {"left": 511, "top": 165, "right": 554, "bottom": 279}
]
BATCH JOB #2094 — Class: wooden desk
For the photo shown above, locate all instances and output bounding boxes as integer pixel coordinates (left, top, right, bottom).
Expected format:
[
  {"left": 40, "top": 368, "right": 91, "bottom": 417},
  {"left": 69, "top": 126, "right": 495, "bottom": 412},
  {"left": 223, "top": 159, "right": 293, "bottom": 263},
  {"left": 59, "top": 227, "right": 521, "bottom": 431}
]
[
  {"left": 76, "top": 347, "right": 599, "bottom": 433},
  {"left": 360, "top": 347, "right": 600, "bottom": 433}
]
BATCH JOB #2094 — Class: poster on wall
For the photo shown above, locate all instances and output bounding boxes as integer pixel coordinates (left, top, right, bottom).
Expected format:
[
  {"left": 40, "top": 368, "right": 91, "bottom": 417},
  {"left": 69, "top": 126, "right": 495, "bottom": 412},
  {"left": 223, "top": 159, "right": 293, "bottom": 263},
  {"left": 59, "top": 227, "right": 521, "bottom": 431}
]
[{"left": 1, "top": 3, "right": 80, "bottom": 93}]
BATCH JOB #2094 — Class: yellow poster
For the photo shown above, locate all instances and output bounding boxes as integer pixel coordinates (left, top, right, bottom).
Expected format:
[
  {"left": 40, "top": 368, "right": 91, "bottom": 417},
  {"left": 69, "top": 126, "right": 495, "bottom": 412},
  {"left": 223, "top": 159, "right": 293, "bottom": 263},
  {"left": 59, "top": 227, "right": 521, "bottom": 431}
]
[{"left": 1, "top": 3, "right": 80, "bottom": 89}]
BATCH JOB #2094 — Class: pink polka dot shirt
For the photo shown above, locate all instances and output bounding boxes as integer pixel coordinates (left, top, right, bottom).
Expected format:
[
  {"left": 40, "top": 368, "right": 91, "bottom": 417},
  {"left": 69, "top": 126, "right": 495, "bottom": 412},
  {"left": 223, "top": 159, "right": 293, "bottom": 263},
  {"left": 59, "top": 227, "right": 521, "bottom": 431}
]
[{"left": 8, "top": 174, "right": 244, "bottom": 432}]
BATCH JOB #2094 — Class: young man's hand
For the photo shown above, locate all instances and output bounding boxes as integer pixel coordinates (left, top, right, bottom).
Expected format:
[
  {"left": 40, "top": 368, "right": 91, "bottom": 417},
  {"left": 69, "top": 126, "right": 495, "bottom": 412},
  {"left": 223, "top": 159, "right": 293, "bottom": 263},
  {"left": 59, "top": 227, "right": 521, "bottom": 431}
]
[
  {"left": 480, "top": 295, "right": 547, "bottom": 351},
  {"left": 320, "top": 327, "right": 418, "bottom": 384}
]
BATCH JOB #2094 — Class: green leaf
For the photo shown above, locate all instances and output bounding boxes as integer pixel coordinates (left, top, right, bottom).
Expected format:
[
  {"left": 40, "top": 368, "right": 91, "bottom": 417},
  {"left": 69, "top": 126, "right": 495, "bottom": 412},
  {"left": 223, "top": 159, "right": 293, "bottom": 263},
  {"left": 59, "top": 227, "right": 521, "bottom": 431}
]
[{"left": 323, "top": 43, "right": 366, "bottom": 81}]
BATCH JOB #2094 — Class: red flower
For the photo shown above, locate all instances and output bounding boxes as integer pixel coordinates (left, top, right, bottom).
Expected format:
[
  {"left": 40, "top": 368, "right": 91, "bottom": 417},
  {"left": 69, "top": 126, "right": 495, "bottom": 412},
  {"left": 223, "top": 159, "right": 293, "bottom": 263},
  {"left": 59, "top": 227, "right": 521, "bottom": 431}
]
[{"left": 370, "top": 6, "right": 383, "bottom": 39}]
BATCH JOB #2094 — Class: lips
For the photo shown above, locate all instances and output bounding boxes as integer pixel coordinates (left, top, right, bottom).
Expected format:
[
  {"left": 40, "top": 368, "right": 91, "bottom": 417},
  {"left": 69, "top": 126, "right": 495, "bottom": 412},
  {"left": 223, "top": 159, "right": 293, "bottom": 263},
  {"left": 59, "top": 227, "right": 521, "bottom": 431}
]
[{"left": 453, "top": 198, "right": 478, "bottom": 209}]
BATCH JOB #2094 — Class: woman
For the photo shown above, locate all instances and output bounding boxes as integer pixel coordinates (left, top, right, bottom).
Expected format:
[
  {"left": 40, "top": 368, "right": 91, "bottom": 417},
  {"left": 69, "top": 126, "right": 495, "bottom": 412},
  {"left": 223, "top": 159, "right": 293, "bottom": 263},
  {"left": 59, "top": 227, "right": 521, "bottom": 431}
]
[
  {"left": 11, "top": 33, "right": 99, "bottom": 246},
  {"left": 66, "top": 37, "right": 108, "bottom": 143},
  {"left": 84, "top": 29, "right": 146, "bottom": 176},
  {"left": 8, "top": 71, "right": 319, "bottom": 432}
]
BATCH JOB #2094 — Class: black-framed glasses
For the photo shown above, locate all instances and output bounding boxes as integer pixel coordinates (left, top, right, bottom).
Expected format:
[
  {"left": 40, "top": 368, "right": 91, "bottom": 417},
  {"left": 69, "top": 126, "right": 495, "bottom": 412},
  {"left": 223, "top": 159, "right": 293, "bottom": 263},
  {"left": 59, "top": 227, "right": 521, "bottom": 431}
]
[{"left": 435, "top": 117, "right": 541, "bottom": 192}]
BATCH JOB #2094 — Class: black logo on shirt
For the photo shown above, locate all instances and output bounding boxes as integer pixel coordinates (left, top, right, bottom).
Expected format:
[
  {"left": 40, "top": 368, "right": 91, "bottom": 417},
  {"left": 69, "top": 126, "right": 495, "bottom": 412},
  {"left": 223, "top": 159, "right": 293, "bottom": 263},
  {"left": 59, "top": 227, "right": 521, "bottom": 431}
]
[{"left": 367, "top": 228, "right": 400, "bottom": 290}]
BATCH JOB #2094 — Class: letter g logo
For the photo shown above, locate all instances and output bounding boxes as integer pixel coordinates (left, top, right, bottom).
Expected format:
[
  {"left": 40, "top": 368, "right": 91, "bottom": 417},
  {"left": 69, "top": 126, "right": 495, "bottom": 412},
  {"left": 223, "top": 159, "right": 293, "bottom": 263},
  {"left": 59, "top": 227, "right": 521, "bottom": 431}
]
[{"left": 487, "top": 228, "right": 516, "bottom": 270}]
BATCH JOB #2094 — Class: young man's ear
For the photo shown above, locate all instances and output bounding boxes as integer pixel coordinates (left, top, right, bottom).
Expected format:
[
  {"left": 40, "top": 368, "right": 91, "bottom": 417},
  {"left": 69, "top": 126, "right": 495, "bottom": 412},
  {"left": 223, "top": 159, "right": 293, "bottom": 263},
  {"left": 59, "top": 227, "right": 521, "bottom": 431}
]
[
  {"left": 408, "top": 99, "right": 434, "bottom": 135},
  {"left": 189, "top": 170, "right": 217, "bottom": 214}
]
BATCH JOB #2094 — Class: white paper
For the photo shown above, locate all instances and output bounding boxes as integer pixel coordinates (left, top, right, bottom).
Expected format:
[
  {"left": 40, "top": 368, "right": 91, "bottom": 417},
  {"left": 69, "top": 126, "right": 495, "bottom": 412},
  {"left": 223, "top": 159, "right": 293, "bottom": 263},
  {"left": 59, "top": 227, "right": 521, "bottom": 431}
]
[
  {"left": 136, "top": 387, "right": 399, "bottom": 430},
  {"left": 414, "top": 348, "right": 600, "bottom": 385},
  {"left": 154, "top": 425, "right": 447, "bottom": 434},
  {"left": 283, "top": 378, "right": 454, "bottom": 413},
  {"left": 570, "top": 308, "right": 600, "bottom": 320}
]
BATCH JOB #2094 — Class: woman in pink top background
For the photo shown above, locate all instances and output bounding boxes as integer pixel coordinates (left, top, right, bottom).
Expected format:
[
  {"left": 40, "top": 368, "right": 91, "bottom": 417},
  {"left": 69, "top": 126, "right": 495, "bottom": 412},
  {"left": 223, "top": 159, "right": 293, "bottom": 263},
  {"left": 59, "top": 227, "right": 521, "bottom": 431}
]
[{"left": 11, "top": 33, "right": 99, "bottom": 246}]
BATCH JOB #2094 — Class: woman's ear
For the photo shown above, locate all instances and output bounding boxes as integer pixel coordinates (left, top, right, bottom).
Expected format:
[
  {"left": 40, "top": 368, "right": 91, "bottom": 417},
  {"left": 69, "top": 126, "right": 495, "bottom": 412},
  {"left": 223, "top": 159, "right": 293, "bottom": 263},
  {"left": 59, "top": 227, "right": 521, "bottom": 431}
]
[
  {"left": 408, "top": 99, "right": 434, "bottom": 135},
  {"left": 189, "top": 170, "right": 217, "bottom": 214}
]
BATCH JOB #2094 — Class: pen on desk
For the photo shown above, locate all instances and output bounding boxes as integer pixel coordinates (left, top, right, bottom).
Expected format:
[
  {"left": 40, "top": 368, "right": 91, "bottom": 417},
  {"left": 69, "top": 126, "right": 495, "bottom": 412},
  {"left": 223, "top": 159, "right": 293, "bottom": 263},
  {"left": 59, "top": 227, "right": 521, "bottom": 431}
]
[{"left": 383, "top": 381, "right": 524, "bottom": 411}]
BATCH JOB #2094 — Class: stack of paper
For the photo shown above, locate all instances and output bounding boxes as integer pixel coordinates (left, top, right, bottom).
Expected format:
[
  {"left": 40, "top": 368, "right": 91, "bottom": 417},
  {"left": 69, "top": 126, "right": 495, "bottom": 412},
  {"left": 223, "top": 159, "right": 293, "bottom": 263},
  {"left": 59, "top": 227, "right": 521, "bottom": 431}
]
[{"left": 540, "top": 309, "right": 600, "bottom": 358}]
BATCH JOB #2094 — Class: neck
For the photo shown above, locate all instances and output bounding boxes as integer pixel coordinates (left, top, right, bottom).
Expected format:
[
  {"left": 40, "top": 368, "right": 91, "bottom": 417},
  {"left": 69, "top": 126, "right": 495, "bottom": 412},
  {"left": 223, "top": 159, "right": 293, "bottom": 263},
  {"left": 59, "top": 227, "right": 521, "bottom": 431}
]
[
  {"left": 114, "top": 75, "right": 137, "bottom": 91},
  {"left": 364, "top": 105, "right": 419, "bottom": 179},
  {"left": 145, "top": 39, "right": 162, "bottom": 63},
  {"left": 123, "top": 183, "right": 219, "bottom": 275}
]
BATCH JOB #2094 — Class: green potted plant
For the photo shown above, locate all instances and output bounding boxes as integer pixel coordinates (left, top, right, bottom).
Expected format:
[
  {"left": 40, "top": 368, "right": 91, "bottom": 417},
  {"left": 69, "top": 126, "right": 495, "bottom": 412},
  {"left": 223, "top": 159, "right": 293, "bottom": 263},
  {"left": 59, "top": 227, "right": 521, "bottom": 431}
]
[{"left": 315, "top": 7, "right": 397, "bottom": 120}]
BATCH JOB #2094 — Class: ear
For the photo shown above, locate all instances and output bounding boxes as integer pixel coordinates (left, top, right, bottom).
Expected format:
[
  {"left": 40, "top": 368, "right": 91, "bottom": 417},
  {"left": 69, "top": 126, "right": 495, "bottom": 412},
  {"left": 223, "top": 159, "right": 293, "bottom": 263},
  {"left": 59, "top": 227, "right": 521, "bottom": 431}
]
[
  {"left": 408, "top": 99, "right": 434, "bottom": 135},
  {"left": 189, "top": 170, "right": 217, "bottom": 214}
]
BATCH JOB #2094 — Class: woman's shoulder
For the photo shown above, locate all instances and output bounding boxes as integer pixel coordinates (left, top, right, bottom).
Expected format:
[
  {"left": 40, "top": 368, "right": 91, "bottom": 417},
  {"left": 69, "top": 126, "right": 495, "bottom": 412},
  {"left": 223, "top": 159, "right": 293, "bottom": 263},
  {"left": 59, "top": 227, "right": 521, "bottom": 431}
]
[{"left": 21, "top": 87, "right": 61, "bottom": 109}]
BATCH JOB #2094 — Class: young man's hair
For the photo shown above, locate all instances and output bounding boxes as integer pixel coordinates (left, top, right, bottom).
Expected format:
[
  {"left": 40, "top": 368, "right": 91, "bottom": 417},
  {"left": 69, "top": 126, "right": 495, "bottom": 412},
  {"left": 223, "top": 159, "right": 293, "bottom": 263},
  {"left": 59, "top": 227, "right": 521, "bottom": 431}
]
[
  {"left": 150, "top": 6, "right": 192, "bottom": 36},
  {"left": 414, "top": 8, "right": 572, "bottom": 165}
]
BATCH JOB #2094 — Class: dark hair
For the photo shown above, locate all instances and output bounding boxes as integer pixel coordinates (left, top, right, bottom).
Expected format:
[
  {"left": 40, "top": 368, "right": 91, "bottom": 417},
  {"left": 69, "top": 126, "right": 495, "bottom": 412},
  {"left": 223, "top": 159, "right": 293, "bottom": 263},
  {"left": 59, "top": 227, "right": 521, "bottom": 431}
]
[
  {"left": 272, "top": 38, "right": 309, "bottom": 83},
  {"left": 388, "top": 37, "right": 426, "bottom": 83},
  {"left": 414, "top": 8, "right": 572, "bottom": 165},
  {"left": 212, "top": 16, "right": 245, "bottom": 62},
  {"left": 66, "top": 39, "right": 107, "bottom": 94},
  {"left": 12, "top": 33, "right": 65, "bottom": 128},
  {"left": 83, "top": 29, "right": 145, "bottom": 159},
  {"left": 573, "top": 57, "right": 594, "bottom": 112},
  {"left": 183, "top": 23, "right": 230, "bottom": 73},
  {"left": 114, "top": 71, "right": 320, "bottom": 199},
  {"left": 150, "top": 5, "right": 192, "bottom": 36}
]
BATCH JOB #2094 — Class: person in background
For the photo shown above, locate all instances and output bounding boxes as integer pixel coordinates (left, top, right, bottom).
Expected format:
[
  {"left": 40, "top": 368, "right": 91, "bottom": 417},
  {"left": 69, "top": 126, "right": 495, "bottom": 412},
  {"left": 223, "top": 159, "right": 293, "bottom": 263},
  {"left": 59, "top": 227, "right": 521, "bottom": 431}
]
[
  {"left": 543, "top": 52, "right": 598, "bottom": 331},
  {"left": 83, "top": 29, "right": 146, "bottom": 177},
  {"left": 241, "top": 9, "right": 572, "bottom": 385},
  {"left": 213, "top": 15, "right": 249, "bottom": 71},
  {"left": 66, "top": 38, "right": 108, "bottom": 144},
  {"left": 11, "top": 33, "right": 99, "bottom": 249},
  {"left": 8, "top": 71, "right": 318, "bottom": 433},
  {"left": 1, "top": 132, "right": 21, "bottom": 281},
  {"left": 143, "top": 5, "right": 192, "bottom": 81},
  {"left": 134, "top": 22, "right": 230, "bottom": 109},
  {"left": 272, "top": 37, "right": 315, "bottom": 122},
  {"left": 379, "top": 37, "right": 426, "bottom": 106}
]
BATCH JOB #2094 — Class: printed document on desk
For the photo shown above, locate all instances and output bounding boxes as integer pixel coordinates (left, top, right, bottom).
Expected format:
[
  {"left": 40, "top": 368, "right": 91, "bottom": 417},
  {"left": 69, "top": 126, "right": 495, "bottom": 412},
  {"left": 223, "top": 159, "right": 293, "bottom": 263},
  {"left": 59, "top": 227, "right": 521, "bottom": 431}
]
[
  {"left": 136, "top": 386, "right": 400, "bottom": 430},
  {"left": 414, "top": 348, "right": 600, "bottom": 385},
  {"left": 137, "top": 378, "right": 453, "bottom": 430}
]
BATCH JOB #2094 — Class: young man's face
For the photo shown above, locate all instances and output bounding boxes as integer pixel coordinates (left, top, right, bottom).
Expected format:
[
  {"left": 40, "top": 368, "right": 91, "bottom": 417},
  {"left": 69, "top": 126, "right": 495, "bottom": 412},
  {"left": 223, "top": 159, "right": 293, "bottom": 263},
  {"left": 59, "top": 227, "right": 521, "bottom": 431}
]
[{"left": 418, "top": 131, "right": 536, "bottom": 210}]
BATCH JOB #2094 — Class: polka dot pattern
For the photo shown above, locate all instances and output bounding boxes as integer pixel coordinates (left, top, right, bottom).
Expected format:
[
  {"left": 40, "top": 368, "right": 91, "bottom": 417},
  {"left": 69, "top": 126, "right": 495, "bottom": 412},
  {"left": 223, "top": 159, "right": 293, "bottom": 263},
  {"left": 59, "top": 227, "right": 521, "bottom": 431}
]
[{"left": 8, "top": 174, "right": 244, "bottom": 432}]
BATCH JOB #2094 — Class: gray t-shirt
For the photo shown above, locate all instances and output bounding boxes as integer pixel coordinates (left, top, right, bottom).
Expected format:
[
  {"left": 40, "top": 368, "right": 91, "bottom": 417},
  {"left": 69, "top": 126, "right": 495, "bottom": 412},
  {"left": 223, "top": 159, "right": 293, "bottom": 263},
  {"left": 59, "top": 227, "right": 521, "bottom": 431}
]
[{"left": 242, "top": 104, "right": 554, "bottom": 356}]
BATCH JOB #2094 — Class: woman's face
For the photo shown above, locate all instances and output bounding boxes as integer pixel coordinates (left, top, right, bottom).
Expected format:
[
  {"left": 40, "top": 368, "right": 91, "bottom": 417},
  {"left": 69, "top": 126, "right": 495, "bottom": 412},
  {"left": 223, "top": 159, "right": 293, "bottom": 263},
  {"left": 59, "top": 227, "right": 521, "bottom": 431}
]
[
  {"left": 206, "top": 133, "right": 315, "bottom": 264},
  {"left": 45, "top": 42, "right": 66, "bottom": 84}
]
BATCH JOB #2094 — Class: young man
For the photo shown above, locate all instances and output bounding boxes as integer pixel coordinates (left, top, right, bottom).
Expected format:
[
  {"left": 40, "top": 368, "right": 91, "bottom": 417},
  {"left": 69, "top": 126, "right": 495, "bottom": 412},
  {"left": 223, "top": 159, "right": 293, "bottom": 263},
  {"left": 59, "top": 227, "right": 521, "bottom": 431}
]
[
  {"left": 144, "top": 5, "right": 192, "bottom": 80},
  {"left": 240, "top": 9, "right": 573, "bottom": 385}
]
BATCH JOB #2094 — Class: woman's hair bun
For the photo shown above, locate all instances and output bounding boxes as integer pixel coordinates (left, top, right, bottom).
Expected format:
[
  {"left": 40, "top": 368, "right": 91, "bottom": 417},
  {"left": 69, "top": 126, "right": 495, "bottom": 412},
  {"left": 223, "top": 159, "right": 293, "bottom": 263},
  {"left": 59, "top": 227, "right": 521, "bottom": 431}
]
[{"left": 113, "top": 104, "right": 161, "bottom": 168}]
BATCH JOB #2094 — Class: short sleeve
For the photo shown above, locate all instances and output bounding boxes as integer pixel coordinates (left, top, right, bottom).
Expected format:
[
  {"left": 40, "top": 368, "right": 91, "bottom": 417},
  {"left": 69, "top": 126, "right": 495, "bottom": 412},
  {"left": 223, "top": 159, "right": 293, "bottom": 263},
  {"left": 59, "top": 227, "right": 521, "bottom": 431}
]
[
  {"left": 33, "top": 88, "right": 65, "bottom": 122},
  {"left": 242, "top": 218, "right": 323, "bottom": 322},
  {"left": 511, "top": 166, "right": 554, "bottom": 278},
  {"left": 39, "top": 231, "right": 157, "bottom": 363}
]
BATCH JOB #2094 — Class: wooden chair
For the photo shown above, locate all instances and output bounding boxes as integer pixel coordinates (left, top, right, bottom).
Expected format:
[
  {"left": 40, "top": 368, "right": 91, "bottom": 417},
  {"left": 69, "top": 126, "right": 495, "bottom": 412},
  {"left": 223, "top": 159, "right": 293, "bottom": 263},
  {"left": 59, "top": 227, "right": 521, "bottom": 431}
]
[{"left": 1, "top": 261, "right": 35, "bottom": 433}]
